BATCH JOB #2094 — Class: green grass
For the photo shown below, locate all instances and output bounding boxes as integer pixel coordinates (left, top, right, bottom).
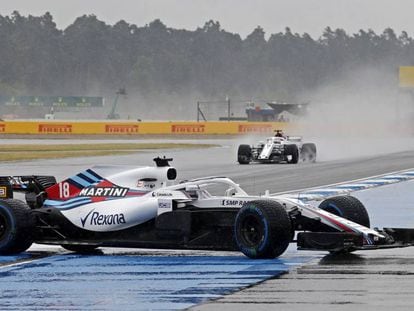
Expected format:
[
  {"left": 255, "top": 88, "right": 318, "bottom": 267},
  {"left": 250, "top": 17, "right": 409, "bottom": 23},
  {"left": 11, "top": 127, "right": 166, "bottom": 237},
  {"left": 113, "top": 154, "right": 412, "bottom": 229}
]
[{"left": 0, "top": 143, "right": 216, "bottom": 162}]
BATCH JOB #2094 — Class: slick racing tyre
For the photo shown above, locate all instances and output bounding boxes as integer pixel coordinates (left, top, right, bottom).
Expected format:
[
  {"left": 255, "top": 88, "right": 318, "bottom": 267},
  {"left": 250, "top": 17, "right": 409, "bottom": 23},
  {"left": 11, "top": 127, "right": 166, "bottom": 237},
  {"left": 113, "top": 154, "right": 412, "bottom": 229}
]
[
  {"left": 319, "top": 195, "right": 370, "bottom": 228},
  {"left": 237, "top": 144, "right": 252, "bottom": 164},
  {"left": 285, "top": 144, "right": 299, "bottom": 164},
  {"left": 234, "top": 200, "right": 292, "bottom": 259},
  {"left": 61, "top": 244, "right": 99, "bottom": 253},
  {"left": 301, "top": 143, "right": 317, "bottom": 163},
  {"left": 0, "top": 199, "right": 35, "bottom": 255}
]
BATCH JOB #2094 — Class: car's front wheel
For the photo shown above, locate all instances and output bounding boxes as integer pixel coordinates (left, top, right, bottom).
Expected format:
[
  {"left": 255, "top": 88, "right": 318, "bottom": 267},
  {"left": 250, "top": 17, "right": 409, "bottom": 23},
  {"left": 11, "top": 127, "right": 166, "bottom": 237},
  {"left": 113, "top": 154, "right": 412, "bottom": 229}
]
[
  {"left": 285, "top": 144, "right": 299, "bottom": 164},
  {"left": 234, "top": 200, "right": 292, "bottom": 259},
  {"left": 237, "top": 144, "right": 252, "bottom": 164},
  {"left": 319, "top": 195, "right": 370, "bottom": 228}
]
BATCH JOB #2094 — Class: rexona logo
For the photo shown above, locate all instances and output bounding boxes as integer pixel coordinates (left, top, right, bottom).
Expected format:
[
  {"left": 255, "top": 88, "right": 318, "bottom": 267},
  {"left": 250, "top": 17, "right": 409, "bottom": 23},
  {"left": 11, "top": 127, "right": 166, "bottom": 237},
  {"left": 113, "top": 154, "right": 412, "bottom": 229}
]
[
  {"left": 81, "top": 209, "right": 126, "bottom": 227},
  {"left": 238, "top": 124, "right": 272, "bottom": 133},
  {"left": 105, "top": 124, "right": 139, "bottom": 133},
  {"left": 38, "top": 124, "right": 72, "bottom": 133},
  {"left": 171, "top": 124, "right": 205, "bottom": 133},
  {"left": 79, "top": 187, "right": 129, "bottom": 197},
  {"left": 0, "top": 124, "right": 5, "bottom": 133}
]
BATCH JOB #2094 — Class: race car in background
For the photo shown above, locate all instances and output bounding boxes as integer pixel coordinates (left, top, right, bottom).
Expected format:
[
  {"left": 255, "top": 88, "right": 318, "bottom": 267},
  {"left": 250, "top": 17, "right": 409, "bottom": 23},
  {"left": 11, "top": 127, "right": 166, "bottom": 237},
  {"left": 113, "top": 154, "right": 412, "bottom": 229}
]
[
  {"left": 237, "top": 133, "right": 317, "bottom": 164},
  {"left": 1, "top": 157, "right": 414, "bottom": 259}
]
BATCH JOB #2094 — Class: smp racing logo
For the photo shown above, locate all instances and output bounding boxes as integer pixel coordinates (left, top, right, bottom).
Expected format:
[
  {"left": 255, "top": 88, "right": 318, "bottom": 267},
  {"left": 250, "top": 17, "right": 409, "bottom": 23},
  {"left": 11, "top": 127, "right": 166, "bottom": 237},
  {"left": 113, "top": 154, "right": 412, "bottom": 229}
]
[
  {"left": 79, "top": 187, "right": 129, "bottom": 197},
  {"left": 81, "top": 209, "right": 126, "bottom": 227}
]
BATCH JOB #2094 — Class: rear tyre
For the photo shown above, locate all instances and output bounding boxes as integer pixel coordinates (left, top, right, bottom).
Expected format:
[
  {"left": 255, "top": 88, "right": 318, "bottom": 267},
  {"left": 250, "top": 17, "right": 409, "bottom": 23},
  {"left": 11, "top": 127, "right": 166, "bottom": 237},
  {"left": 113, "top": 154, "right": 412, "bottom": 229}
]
[
  {"left": 61, "top": 244, "right": 99, "bottom": 253},
  {"left": 0, "top": 199, "right": 35, "bottom": 255},
  {"left": 319, "top": 195, "right": 370, "bottom": 228},
  {"left": 234, "top": 200, "right": 292, "bottom": 259},
  {"left": 301, "top": 143, "right": 317, "bottom": 163},
  {"left": 237, "top": 145, "right": 252, "bottom": 164}
]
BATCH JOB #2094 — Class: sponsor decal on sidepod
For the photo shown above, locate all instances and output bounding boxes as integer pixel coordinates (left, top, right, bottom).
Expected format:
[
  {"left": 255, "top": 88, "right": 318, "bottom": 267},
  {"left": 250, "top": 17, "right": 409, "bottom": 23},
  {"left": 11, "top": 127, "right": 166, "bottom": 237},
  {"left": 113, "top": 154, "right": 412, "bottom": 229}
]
[
  {"left": 79, "top": 187, "right": 129, "bottom": 197},
  {"left": 81, "top": 209, "right": 126, "bottom": 227}
]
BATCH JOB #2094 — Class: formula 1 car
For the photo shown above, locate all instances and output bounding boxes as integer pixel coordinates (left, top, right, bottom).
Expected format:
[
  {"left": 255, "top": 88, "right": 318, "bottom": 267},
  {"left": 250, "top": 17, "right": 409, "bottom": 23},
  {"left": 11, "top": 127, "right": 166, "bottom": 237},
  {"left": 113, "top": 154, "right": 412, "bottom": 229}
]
[
  {"left": 238, "top": 135, "right": 317, "bottom": 164},
  {"left": 1, "top": 157, "right": 413, "bottom": 258}
]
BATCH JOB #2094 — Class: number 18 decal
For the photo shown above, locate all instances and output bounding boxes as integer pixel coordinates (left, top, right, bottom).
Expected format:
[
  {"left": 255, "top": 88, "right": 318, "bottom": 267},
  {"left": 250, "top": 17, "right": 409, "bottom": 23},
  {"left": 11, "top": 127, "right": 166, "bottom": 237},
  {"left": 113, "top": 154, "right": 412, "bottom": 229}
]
[{"left": 59, "top": 182, "right": 70, "bottom": 198}]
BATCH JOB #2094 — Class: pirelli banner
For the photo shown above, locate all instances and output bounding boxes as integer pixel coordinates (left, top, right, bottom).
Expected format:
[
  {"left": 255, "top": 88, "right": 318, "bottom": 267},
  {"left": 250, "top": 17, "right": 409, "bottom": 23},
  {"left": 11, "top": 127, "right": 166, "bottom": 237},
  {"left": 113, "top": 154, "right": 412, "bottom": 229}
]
[{"left": 0, "top": 121, "right": 296, "bottom": 135}]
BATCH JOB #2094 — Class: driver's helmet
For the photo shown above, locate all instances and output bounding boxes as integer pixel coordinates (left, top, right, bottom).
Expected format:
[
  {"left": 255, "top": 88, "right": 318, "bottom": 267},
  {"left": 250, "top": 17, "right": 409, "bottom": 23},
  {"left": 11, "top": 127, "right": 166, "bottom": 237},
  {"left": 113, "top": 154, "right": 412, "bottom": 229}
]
[{"left": 274, "top": 130, "right": 284, "bottom": 137}]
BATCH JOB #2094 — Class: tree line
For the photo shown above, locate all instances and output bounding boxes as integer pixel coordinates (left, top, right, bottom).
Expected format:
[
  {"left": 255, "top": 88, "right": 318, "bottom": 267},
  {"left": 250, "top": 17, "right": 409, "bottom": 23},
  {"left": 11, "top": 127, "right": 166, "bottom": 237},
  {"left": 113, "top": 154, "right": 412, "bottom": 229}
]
[{"left": 0, "top": 11, "right": 413, "bottom": 110}]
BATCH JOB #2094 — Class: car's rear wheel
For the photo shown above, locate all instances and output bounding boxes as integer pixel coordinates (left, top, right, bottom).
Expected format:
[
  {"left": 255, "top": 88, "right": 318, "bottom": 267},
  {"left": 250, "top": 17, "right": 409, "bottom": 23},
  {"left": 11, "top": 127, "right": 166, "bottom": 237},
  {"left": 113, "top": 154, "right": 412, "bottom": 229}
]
[
  {"left": 301, "top": 143, "right": 317, "bottom": 163},
  {"left": 0, "top": 199, "right": 35, "bottom": 255},
  {"left": 234, "top": 200, "right": 292, "bottom": 259},
  {"left": 238, "top": 144, "right": 252, "bottom": 164}
]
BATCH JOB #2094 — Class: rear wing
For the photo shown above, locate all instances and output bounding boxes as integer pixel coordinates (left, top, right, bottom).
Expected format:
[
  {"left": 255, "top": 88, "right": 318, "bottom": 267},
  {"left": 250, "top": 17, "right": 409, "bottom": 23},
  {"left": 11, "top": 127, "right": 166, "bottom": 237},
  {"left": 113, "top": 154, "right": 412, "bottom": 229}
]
[{"left": 0, "top": 175, "right": 57, "bottom": 199}]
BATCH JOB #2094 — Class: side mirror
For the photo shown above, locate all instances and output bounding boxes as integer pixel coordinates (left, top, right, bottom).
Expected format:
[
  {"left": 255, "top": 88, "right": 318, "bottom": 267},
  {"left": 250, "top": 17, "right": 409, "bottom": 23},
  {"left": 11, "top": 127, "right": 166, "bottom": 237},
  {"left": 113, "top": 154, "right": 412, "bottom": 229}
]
[{"left": 225, "top": 187, "right": 236, "bottom": 196}]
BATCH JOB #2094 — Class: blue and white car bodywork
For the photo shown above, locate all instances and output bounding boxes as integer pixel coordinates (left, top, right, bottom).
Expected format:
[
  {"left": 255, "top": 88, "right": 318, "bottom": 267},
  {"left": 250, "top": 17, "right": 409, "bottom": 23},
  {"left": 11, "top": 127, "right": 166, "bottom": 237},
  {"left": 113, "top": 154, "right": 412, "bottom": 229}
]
[{"left": 1, "top": 158, "right": 413, "bottom": 258}]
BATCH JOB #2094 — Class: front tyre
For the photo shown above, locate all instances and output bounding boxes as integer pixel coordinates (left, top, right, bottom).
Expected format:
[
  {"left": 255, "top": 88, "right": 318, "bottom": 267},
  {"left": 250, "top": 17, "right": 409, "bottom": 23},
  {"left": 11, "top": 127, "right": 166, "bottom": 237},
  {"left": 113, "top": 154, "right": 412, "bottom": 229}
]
[
  {"left": 285, "top": 144, "right": 299, "bottom": 164},
  {"left": 319, "top": 195, "right": 370, "bottom": 228},
  {"left": 237, "top": 144, "right": 252, "bottom": 164},
  {"left": 234, "top": 200, "right": 292, "bottom": 259},
  {"left": 0, "top": 199, "right": 35, "bottom": 255}
]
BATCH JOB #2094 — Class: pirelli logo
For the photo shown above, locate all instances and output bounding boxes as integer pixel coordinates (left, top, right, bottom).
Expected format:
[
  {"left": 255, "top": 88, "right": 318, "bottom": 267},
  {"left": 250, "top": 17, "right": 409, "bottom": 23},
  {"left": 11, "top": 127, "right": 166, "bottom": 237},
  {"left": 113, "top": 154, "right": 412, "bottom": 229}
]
[
  {"left": 0, "top": 124, "right": 5, "bottom": 133},
  {"left": 0, "top": 186, "right": 7, "bottom": 198},
  {"left": 38, "top": 124, "right": 72, "bottom": 133},
  {"left": 171, "top": 124, "right": 205, "bottom": 133},
  {"left": 238, "top": 124, "right": 272, "bottom": 133},
  {"left": 105, "top": 124, "right": 139, "bottom": 133}
]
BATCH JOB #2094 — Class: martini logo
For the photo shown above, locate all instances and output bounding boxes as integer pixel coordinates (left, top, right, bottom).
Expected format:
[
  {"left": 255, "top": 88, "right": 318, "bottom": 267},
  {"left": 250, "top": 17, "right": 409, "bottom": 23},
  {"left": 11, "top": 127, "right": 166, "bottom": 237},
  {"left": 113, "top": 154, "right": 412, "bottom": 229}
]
[
  {"left": 238, "top": 124, "right": 272, "bottom": 133},
  {"left": 79, "top": 187, "right": 129, "bottom": 197},
  {"left": 105, "top": 124, "right": 139, "bottom": 133},
  {"left": 38, "top": 124, "right": 72, "bottom": 133},
  {"left": 0, "top": 124, "right": 5, "bottom": 133},
  {"left": 171, "top": 124, "right": 205, "bottom": 133},
  {"left": 81, "top": 209, "right": 126, "bottom": 227}
]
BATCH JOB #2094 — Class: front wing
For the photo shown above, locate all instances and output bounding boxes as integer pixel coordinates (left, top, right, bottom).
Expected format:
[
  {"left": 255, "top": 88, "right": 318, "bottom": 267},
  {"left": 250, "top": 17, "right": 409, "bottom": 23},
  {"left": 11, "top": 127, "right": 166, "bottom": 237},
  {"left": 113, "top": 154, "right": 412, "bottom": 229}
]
[{"left": 297, "top": 228, "right": 414, "bottom": 252}]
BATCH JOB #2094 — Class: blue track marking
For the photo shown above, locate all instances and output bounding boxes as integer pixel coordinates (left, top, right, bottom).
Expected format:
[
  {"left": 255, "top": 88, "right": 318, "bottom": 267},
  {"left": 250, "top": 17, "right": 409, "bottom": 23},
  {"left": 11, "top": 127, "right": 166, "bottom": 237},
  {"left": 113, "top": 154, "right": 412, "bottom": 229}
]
[
  {"left": 0, "top": 253, "right": 33, "bottom": 265},
  {"left": 0, "top": 252, "right": 313, "bottom": 310},
  {"left": 276, "top": 169, "right": 414, "bottom": 202}
]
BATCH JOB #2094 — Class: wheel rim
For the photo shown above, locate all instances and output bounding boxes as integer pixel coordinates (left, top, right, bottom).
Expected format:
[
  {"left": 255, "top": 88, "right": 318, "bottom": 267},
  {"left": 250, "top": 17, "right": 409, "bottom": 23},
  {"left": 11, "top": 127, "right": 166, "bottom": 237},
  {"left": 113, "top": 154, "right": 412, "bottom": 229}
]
[
  {"left": 240, "top": 215, "right": 264, "bottom": 247},
  {"left": 0, "top": 213, "right": 8, "bottom": 240}
]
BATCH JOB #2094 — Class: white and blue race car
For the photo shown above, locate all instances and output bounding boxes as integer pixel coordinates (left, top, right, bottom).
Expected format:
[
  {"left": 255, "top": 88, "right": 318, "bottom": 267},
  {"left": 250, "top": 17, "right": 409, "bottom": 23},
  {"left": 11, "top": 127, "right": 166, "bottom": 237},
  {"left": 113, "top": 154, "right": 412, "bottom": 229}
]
[{"left": 1, "top": 157, "right": 413, "bottom": 258}]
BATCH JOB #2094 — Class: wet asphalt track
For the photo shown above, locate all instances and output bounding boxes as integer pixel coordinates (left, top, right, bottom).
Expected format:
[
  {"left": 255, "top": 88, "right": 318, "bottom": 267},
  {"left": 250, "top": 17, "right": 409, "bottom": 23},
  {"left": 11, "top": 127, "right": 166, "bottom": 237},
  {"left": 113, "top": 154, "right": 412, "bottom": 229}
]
[
  {"left": 194, "top": 180, "right": 414, "bottom": 310},
  {"left": 1, "top": 138, "right": 414, "bottom": 310}
]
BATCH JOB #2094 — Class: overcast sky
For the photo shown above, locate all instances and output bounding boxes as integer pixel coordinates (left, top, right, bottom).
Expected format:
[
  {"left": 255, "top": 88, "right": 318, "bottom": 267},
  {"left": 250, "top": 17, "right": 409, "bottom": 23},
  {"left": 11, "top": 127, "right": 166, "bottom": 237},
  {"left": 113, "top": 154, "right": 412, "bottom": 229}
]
[{"left": 2, "top": 0, "right": 414, "bottom": 38}]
